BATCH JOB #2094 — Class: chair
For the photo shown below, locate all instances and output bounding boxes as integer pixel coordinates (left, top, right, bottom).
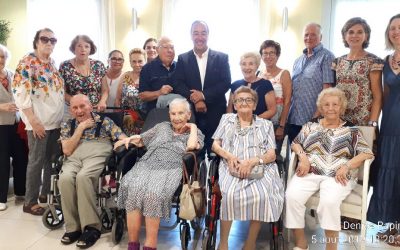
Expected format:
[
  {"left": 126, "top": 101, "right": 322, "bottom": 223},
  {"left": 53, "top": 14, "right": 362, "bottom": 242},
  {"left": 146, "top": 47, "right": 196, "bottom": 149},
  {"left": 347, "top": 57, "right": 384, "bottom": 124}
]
[{"left": 286, "top": 126, "right": 375, "bottom": 250}]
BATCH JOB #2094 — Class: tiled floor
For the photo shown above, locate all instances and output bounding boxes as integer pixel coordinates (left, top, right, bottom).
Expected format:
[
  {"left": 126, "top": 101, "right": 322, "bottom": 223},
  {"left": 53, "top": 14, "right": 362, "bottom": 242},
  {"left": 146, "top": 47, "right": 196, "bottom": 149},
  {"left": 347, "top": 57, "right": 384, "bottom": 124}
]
[{"left": 0, "top": 192, "right": 399, "bottom": 250}]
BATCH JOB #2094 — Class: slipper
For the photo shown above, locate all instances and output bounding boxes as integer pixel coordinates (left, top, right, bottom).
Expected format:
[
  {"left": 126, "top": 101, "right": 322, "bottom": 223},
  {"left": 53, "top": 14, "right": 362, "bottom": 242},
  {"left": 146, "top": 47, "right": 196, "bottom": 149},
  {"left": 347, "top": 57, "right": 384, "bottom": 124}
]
[
  {"left": 61, "top": 231, "right": 82, "bottom": 245},
  {"left": 22, "top": 203, "right": 45, "bottom": 216},
  {"left": 76, "top": 227, "right": 101, "bottom": 249}
]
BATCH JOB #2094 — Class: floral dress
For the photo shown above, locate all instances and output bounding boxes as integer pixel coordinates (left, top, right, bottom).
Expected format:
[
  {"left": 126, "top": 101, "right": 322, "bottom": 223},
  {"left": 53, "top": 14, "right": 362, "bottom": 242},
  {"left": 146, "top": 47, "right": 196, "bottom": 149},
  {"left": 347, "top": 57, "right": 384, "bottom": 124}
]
[
  {"left": 59, "top": 59, "right": 106, "bottom": 106},
  {"left": 332, "top": 53, "right": 384, "bottom": 126},
  {"left": 120, "top": 73, "right": 146, "bottom": 136}
]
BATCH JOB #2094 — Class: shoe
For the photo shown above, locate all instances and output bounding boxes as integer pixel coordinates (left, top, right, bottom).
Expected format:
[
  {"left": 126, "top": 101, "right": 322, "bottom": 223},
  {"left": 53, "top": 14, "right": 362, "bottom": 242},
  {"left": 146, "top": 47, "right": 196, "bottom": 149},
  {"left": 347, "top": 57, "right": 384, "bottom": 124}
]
[
  {"left": 387, "top": 233, "right": 400, "bottom": 247},
  {"left": 293, "top": 247, "right": 309, "bottom": 250},
  {"left": 0, "top": 203, "right": 7, "bottom": 211},
  {"left": 61, "top": 231, "right": 82, "bottom": 245},
  {"left": 22, "top": 203, "right": 45, "bottom": 216},
  {"left": 377, "top": 228, "right": 397, "bottom": 239},
  {"left": 143, "top": 246, "right": 157, "bottom": 250},
  {"left": 76, "top": 226, "right": 101, "bottom": 249},
  {"left": 128, "top": 242, "right": 140, "bottom": 250},
  {"left": 38, "top": 195, "right": 47, "bottom": 204}
]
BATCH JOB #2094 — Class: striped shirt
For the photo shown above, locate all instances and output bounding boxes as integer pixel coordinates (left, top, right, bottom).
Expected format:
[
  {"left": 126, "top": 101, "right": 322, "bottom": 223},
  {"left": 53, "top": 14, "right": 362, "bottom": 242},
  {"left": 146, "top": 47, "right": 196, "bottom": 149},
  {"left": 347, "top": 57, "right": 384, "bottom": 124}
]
[{"left": 288, "top": 44, "right": 335, "bottom": 126}]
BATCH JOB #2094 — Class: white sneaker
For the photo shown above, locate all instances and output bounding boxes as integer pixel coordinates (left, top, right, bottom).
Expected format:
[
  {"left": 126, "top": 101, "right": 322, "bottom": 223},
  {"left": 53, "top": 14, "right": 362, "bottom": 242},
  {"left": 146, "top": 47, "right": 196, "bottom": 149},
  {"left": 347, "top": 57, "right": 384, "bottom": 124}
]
[{"left": 0, "top": 203, "right": 7, "bottom": 211}]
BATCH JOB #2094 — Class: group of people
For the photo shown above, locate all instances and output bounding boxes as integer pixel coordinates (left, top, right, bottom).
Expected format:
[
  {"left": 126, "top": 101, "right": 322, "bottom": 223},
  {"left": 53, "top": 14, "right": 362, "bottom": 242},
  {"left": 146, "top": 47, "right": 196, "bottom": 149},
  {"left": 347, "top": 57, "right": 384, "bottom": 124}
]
[{"left": 0, "top": 13, "right": 399, "bottom": 250}]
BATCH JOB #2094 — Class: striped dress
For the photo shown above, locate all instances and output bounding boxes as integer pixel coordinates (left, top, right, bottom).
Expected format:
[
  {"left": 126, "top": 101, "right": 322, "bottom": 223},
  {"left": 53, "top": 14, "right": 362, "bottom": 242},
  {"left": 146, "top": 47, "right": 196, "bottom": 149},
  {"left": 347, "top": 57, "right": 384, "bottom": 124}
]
[{"left": 212, "top": 114, "right": 284, "bottom": 222}]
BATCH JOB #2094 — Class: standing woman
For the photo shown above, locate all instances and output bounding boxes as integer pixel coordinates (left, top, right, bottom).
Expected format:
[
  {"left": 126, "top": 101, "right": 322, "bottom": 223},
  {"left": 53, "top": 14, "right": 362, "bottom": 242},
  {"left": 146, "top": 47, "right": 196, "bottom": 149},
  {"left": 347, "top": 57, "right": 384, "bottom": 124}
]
[
  {"left": 332, "top": 17, "right": 384, "bottom": 126},
  {"left": 105, "top": 50, "right": 124, "bottom": 107},
  {"left": 12, "top": 28, "right": 64, "bottom": 215},
  {"left": 368, "top": 14, "right": 400, "bottom": 246},
  {"left": 115, "top": 48, "right": 147, "bottom": 135},
  {"left": 60, "top": 35, "right": 108, "bottom": 112},
  {"left": 0, "top": 44, "right": 28, "bottom": 211},
  {"left": 260, "top": 40, "right": 292, "bottom": 160},
  {"left": 143, "top": 38, "right": 158, "bottom": 63},
  {"left": 227, "top": 52, "right": 277, "bottom": 119}
]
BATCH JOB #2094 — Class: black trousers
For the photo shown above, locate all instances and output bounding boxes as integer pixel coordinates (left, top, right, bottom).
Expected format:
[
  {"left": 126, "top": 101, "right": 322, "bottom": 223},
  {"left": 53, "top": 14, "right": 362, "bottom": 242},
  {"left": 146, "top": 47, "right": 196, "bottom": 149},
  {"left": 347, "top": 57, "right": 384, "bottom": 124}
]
[{"left": 0, "top": 123, "right": 28, "bottom": 203}]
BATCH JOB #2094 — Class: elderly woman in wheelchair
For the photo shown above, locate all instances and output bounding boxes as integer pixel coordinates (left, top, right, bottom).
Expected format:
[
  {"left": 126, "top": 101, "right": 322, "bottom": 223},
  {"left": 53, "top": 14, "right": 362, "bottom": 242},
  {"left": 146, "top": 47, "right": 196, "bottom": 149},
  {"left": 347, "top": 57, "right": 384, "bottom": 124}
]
[
  {"left": 211, "top": 86, "right": 284, "bottom": 250},
  {"left": 114, "top": 98, "right": 204, "bottom": 250},
  {"left": 285, "top": 88, "right": 374, "bottom": 250}
]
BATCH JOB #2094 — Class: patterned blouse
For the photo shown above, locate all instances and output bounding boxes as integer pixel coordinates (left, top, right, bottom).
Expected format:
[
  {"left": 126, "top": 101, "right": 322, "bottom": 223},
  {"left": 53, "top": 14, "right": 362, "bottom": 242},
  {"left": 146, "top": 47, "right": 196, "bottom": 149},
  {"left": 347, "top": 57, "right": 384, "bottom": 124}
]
[
  {"left": 60, "top": 113, "right": 123, "bottom": 142},
  {"left": 59, "top": 59, "right": 106, "bottom": 105},
  {"left": 12, "top": 53, "right": 64, "bottom": 130},
  {"left": 332, "top": 53, "right": 384, "bottom": 126},
  {"left": 293, "top": 120, "right": 373, "bottom": 178},
  {"left": 121, "top": 74, "right": 146, "bottom": 113}
]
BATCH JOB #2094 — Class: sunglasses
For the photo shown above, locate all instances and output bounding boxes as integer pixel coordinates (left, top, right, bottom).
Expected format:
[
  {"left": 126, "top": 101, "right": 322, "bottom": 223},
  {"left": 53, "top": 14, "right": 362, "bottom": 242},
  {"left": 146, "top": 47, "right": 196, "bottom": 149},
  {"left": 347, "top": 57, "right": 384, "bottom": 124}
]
[{"left": 39, "top": 36, "right": 57, "bottom": 45}]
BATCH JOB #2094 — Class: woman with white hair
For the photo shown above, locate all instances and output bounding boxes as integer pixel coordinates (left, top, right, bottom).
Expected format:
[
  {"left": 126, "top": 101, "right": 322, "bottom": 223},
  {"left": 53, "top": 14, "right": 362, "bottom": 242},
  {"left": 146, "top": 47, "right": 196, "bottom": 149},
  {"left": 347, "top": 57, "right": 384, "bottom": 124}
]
[
  {"left": 227, "top": 51, "right": 277, "bottom": 119},
  {"left": 0, "top": 44, "right": 28, "bottom": 211},
  {"left": 285, "top": 88, "right": 374, "bottom": 250},
  {"left": 114, "top": 98, "right": 204, "bottom": 250}
]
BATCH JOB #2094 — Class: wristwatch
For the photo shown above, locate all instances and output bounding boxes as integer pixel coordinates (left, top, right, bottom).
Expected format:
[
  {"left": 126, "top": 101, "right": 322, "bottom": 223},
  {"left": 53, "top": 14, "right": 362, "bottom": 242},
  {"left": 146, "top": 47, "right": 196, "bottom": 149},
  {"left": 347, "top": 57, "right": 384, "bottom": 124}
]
[
  {"left": 258, "top": 157, "right": 264, "bottom": 165},
  {"left": 368, "top": 121, "right": 378, "bottom": 127}
]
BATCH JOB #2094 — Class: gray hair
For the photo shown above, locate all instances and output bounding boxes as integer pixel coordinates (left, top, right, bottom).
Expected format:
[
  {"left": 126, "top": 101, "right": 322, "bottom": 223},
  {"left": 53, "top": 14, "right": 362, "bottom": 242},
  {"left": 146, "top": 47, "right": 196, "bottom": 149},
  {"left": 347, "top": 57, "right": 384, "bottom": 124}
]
[
  {"left": 0, "top": 44, "right": 11, "bottom": 64},
  {"left": 158, "top": 36, "right": 173, "bottom": 47},
  {"left": 169, "top": 98, "right": 191, "bottom": 113},
  {"left": 240, "top": 52, "right": 261, "bottom": 68},
  {"left": 304, "top": 22, "right": 322, "bottom": 36}
]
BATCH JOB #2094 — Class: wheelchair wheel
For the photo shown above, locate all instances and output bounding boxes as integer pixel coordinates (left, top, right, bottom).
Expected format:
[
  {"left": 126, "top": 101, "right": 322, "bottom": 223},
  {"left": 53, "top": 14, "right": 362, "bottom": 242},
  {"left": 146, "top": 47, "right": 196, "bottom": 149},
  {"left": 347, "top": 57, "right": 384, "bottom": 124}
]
[
  {"left": 190, "top": 215, "right": 204, "bottom": 232},
  {"left": 180, "top": 222, "right": 191, "bottom": 250},
  {"left": 100, "top": 210, "right": 114, "bottom": 232},
  {"left": 111, "top": 216, "right": 124, "bottom": 244},
  {"left": 42, "top": 205, "right": 64, "bottom": 230}
]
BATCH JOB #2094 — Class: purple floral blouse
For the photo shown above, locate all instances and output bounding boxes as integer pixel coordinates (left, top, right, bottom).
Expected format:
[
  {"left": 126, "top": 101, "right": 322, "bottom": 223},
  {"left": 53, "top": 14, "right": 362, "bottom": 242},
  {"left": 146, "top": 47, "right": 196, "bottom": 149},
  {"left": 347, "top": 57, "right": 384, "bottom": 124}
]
[{"left": 59, "top": 59, "right": 106, "bottom": 105}]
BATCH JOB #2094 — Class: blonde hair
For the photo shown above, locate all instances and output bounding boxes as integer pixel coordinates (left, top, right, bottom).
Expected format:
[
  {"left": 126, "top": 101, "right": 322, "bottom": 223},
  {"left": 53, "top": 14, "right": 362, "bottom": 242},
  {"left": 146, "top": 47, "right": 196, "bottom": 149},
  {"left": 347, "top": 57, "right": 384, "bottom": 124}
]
[
  {"left": 129, "top": 48, "right": 147, "bottom": 62},
  {"left": 316, "top": 88, "right": 348, "bottom": 115}
]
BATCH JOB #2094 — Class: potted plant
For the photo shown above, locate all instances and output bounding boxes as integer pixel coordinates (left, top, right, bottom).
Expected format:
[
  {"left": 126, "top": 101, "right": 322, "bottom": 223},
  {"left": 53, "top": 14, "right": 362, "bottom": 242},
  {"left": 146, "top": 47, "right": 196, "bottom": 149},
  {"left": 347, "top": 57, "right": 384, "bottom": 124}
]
[{"left": 0, "top": 20, "right": 12, "bottom": 45}]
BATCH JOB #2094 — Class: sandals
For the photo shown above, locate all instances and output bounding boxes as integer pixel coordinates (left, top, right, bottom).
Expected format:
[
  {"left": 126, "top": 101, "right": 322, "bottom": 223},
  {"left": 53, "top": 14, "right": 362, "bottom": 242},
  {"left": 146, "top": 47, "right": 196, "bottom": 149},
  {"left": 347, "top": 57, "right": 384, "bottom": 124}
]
[
  {"left": 387, "top": 233, "right": 400, "bottom": 247},
  {"left": 22, "top": 203, "right": 45, "bottom": 216},
  {"left": 76, "top": 227, "right": 101, "bottom": 249},
  {"left": 61, "top": 231, "right": 82, "bottom": 245},
  {"left": 377, "top": 228, "right": 397, "bottom": 239}
]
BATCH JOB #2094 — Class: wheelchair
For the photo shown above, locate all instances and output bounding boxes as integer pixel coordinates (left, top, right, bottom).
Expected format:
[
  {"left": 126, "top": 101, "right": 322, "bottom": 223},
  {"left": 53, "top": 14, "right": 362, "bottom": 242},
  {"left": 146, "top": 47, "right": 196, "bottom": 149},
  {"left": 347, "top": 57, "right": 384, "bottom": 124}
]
[
  {"left": 201, "top": 153, "right": 287, "bottom": 250},
  {"left": 119, "top": 107, "right": 208, "bottom": 249},
  {"left": 41, "top": 107, "right": 129, "bottom": 244}
]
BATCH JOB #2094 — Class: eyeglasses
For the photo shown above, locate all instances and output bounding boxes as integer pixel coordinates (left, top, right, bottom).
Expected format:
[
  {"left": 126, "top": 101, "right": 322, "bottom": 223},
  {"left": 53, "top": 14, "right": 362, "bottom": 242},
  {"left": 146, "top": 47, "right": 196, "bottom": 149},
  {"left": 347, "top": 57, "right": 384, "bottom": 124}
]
[
  {"left": 262, "top": 51, "right": 276, "bottom": 57},
  {"left": 145, "top": 45, "right": 157, "bottom": 50},
  {"left": 39, "top": 36, "right": 57, "bottom": 45},
  {"left": 159, "top": 45, "right": 174, "bottom": 50},
  {"left": 110, "top": 57, "right": 124, "bottom": 63},
  {"left": 234, "top": 98, "right": 255, "bottom": 104}
]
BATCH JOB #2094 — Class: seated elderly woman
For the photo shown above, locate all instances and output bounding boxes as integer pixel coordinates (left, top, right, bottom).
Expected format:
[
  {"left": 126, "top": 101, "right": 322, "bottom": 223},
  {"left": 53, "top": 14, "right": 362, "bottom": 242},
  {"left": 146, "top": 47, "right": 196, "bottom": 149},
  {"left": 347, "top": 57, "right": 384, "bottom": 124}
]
[
  {"left": 114, "top": 98, "right": 204, "bottom": 250},
  {"left": 285, "top": 88, "right": 374, "bottom": 250},
  {"left": 212, "top": 86, "right": 284, "bottom": 250}
]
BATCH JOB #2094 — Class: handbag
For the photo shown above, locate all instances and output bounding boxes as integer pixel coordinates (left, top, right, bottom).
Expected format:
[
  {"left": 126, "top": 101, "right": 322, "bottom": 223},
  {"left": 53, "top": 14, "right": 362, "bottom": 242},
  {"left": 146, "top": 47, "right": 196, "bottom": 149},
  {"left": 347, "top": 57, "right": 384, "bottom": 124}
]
[
  {"left": 179, "top": 152, "right": 205, "bottom": 220},
  {"left": 229, "top": 123, "right": 265, "bottom": 180}
]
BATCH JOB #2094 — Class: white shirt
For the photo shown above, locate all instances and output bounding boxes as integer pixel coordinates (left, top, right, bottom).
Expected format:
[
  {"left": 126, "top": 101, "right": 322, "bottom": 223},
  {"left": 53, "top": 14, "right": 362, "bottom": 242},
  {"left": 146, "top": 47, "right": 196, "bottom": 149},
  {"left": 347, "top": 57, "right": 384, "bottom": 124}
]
[{"left": 193, "top": 48, "right": 209, "bottom": 90}]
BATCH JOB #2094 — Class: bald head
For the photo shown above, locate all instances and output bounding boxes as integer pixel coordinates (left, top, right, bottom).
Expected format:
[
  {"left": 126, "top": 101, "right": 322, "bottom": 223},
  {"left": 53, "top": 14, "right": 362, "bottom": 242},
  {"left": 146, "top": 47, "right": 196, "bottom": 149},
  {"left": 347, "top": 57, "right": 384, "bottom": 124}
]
[{"left": 70, "top": 94, "right": 93, "bottom": 122}]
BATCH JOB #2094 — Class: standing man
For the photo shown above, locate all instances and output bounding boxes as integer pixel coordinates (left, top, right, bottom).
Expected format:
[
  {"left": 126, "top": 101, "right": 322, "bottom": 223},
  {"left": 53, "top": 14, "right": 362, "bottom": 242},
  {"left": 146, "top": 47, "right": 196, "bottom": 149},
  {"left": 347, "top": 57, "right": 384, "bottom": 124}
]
[
  {"left": 287, "top": 23, "right": 335, "bottom": 143},
  {"left": 174, "top": 20, "right": 231, "bottom": 157}
]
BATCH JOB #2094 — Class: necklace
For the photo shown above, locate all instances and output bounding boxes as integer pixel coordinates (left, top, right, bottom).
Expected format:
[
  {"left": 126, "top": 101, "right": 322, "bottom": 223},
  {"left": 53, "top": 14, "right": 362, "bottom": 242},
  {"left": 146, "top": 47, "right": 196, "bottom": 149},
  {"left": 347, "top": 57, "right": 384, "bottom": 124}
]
[
  {"left": 236, "top": 115, "right": 255, "bottom": 136},
  {"left": 391, "top": 53, "right": 400, "bottom": 70}
]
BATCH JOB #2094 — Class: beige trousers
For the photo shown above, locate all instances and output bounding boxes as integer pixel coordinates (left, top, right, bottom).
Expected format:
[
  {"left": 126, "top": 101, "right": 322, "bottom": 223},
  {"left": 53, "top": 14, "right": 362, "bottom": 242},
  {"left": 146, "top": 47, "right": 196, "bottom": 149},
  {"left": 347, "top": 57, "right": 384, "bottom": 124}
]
[{"left": 58, "top": 140, "right": 112, "bottom": 232}]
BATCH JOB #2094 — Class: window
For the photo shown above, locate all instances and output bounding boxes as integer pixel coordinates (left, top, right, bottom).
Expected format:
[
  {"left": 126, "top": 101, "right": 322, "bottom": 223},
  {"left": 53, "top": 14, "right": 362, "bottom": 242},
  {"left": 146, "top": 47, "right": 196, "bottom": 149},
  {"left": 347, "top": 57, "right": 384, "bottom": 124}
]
[
  {"left": 27, "top": 0, "right": 114, "bottom": 66},
  {"left": 326, "top": 0, "right": 398, "bottom": 58},
  {"left": 162, "top": 0, "right": 260, "bottom": 81}
]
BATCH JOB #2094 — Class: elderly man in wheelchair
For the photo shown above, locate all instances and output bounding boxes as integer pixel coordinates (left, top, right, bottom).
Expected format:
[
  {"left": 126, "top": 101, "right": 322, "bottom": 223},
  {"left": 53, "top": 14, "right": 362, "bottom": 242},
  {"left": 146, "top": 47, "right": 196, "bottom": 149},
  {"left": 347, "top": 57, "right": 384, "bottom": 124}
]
[
  {"left": 114, "top": 98, "right": 204, "bottom": 250},
  {"left": 58, "top": 94, "right": 127, "bottom": 248}
]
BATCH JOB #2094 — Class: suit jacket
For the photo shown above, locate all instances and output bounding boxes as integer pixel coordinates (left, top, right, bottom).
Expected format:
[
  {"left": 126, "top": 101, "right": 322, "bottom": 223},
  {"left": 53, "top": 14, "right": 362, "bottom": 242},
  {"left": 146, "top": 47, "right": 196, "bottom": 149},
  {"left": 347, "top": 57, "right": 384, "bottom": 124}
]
[{"left": 173, "top": 49, "right": 231, "bottom": 108}]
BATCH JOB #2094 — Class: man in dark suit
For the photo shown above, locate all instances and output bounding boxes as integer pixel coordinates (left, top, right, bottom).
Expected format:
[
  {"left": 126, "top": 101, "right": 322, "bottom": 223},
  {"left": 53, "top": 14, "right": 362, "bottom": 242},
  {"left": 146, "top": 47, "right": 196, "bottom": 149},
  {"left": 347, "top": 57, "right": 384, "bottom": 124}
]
[{"left": 173, "top": 20, "right": 231, "bottom": 157}]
